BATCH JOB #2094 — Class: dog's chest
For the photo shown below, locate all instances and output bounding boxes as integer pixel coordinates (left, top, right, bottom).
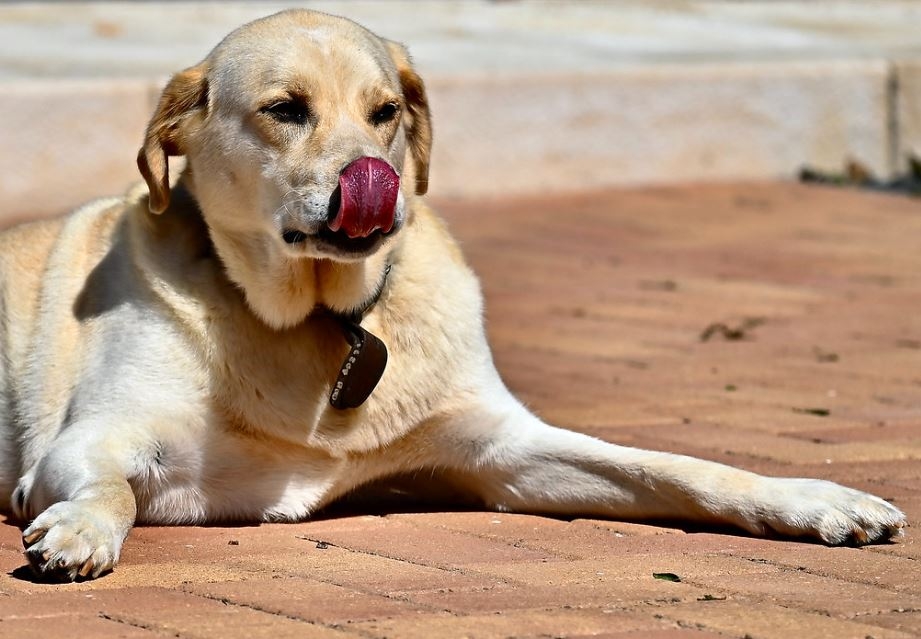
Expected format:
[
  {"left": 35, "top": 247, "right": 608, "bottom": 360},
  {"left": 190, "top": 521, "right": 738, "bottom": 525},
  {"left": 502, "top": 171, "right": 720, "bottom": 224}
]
[
  {"left": 198, "top": 305, "right": 467, "bottom": 456},
  {"left": 205, "top": 316, "right": 349, "bottom": 439}
]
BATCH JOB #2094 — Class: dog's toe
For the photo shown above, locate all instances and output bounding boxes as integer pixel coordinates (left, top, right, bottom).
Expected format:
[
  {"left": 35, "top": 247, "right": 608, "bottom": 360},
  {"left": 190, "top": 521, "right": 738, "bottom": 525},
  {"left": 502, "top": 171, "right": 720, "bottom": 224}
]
[
  {"left": 756, "top": 478, "right": 907, "bottom": 546},
  {"left": 22, "top": 501, "right": 123, "bottom": 581},
  {"left": 822, "top": 492, "right": 904, "bottom": 546}
]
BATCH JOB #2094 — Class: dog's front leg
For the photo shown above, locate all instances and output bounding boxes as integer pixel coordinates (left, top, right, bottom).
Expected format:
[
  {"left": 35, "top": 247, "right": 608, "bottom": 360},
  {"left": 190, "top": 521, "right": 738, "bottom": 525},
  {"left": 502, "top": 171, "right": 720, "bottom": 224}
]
[
  {"left": 14, "top": 423, "right": 137, "bottom": 581},
  {"left": 429, "top": 391, "right": 906, "bottom": 545}
]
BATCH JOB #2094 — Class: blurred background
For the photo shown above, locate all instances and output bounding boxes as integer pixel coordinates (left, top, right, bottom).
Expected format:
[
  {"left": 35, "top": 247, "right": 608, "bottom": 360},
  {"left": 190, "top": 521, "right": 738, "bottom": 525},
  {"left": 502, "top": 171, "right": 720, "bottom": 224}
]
[{"left": 1, "top": 0, "right": 920, "bottom": 224}]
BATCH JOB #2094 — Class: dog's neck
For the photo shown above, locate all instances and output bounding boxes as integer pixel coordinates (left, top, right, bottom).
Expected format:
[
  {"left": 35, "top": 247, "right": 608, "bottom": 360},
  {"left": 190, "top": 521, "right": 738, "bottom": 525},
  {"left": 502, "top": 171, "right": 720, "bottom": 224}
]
[
  {"left": 164, "top": 177, "right": 395, "bottom": 331},
  {"left": 325, "top": 264, "right": 392, "bottom": 325},
  {"left": 209, "top": 229, "right": 394, "bottom": 330}
]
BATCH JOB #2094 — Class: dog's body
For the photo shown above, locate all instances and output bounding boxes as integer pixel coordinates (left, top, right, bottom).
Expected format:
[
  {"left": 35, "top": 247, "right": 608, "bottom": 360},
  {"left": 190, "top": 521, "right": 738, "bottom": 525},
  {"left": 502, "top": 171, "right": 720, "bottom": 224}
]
[{"left": 0, "top": 10, "right": 905, "bottom": 580}]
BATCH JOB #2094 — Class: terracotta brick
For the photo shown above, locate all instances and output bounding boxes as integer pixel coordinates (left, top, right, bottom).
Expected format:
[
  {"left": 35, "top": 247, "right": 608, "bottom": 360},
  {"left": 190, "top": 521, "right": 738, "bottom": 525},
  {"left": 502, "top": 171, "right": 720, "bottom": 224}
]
[
  {"left": 659, "top": 600, "right": 916, "bottom": 639},
  {"left": 868, "top": 610, "right": 921, "bottom": 636},
  {"left": 870, "top": 540, "right": 921, "bottom": 562},
  {"left": 611, "top": 421, "right": 919, "bottom": 466},
  {"left": 0, "top": 589, "right": 120, "bottom": 618},
  {"left": 568, "top": 633, "right": 727, "bottom": 639},
  {"left": 290, "top": 518, "right": 557, "bottom": 569},
  {"left": 0, "top": 547, "right": 24, "bottom": 579},
  {"left": 0, "top": 616, "right": 157, "bottom": 638},
  {"left": 73, "top": 587, "right": 349, "bottom": 639},
  {"left": 394, "top": 511, "right": 677, "bottom": 560},
  {"left": 571, "top": 519, "right": 687, "bottom": 538},
  {"left": 474, "top": 553, "right": 781, "bottom": 588},
  {"left": 353, "top": 608, "right": 669, "bottom": 639},
  {"left": 785, "top": 461, "right": 921, "bottom": 500},
  {"left": 184, "top": 576, "right": 424, "bottom": 624},
  {"left": 694, "top": 570, "right": 919, "bottom": 617},
  {"left": 231, "top": 543, "right": 504, "bottom": 595},
  {"left": 788, "top": 422, "right": 921, "bottom": 445},
  {"left": 1, "top": 183, "right": 919, "bottom": 639},
  {"left": 561, "top": 529, "right": 788, "bottom": 558},
  {"left": 0, "top": 515, "right": 25, "bottom": 582},
  {"left": 736, "top": 547, "right": 921, "bottom": 595},
  {"left": 0, "top": 558, "right": 255, "bottom": 594},
  {"left": 407, "top": 581, "right": 708, "bottom": 615}
]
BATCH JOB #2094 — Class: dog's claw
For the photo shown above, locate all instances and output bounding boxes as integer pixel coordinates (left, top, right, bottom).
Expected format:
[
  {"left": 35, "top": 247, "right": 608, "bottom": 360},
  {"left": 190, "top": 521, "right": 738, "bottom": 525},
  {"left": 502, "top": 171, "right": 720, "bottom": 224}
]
[
  {"left": 23, "top": 529, "right": 45, "bottom": 545},
  {"left": 750, "top": 478, "right": 907, "bottom": 546},
  {"left": 78, "top": 558, "right": 95, "bottom": 578}
]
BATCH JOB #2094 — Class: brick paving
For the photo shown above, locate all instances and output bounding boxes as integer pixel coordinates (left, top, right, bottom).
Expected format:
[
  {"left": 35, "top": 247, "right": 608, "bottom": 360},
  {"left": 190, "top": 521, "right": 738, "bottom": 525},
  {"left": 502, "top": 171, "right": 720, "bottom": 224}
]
[{"left": 0, "top": 182, "right": 919, "bottom": 637}]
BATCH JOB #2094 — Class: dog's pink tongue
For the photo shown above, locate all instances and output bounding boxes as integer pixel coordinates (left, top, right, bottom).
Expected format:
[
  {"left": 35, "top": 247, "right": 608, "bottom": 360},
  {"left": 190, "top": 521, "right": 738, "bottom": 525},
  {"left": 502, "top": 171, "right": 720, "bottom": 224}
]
[{"left": 328, "top": 157, "right": 400, "bottom": 239}]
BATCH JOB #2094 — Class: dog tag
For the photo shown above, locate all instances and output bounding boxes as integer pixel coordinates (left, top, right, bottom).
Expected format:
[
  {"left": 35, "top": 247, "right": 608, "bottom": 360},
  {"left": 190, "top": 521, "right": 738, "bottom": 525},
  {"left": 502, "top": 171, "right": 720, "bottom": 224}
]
[{"left": 329, "top": 319, "right": 388, "bottom": 410}]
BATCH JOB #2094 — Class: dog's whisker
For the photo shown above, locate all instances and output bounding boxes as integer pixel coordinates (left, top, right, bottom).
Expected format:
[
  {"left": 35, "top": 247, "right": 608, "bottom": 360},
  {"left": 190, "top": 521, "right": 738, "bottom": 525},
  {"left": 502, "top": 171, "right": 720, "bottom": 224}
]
[{"left": 272, "top": 189, "right": 308, "bottom": 226}]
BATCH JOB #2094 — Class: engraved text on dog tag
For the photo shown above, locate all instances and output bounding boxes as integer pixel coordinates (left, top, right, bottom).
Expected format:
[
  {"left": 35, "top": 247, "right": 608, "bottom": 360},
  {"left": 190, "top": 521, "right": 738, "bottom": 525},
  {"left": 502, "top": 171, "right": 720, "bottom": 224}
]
[{"left": 329, "top": 320, "right": 388, "bottom": 410}]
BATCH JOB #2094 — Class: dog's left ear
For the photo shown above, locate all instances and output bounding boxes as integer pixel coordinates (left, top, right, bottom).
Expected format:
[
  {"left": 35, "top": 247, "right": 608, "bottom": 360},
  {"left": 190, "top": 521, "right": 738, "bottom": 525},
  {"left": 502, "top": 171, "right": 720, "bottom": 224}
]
[
  {"left": 137, "top": 63, "right": 209, "bottom": 213},
  {"left": 386, "top": 41, "right": 432, "bottom": 196}
]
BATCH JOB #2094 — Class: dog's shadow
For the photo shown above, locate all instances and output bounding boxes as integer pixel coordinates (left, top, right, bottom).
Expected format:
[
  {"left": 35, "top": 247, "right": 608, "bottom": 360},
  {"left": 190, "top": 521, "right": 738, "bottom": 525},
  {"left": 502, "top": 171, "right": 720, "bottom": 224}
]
[
  {"left": 2, "top": 503, "right": 862, "bottom": 585},
  {"left": 8, "top": 564, "right": 59, "bottom": 584},
  {"left": 6, "top": 467, "right": 884, "bottom": 584}
]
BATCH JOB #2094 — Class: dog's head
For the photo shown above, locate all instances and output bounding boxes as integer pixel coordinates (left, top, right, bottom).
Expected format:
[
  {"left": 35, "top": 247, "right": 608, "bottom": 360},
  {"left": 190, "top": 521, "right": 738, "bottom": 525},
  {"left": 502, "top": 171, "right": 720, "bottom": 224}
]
[{"left": 138, "top": 10, "right": 431, "bottom": 266}]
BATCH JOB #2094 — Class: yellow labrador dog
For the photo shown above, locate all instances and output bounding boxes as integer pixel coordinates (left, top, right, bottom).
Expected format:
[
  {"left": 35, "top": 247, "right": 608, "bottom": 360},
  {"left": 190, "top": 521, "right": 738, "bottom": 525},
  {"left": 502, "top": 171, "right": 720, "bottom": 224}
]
[{"left": 0, "top": 10, "right": 905, "bottom": 581}]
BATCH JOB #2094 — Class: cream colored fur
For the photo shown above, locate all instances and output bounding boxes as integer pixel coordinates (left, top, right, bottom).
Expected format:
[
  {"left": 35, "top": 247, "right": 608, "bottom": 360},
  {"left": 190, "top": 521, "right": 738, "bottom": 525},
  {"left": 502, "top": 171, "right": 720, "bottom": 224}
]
[{"left": 0, "top": 10, "right": 905, "bottom": 581}]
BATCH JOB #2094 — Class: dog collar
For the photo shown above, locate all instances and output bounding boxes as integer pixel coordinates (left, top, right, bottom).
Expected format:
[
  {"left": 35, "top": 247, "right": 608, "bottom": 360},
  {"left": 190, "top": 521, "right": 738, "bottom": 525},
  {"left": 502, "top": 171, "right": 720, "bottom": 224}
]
[
  {"left": 338, "top": 263, "right": 392, "bottom": 325},
  {"left": 326, "top": 263, "right": 392, "bottom": 410}
]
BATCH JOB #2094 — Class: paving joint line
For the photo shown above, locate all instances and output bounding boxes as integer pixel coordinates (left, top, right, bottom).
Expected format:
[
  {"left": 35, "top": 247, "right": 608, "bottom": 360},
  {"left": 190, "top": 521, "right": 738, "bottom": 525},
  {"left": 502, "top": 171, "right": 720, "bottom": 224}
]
[
  {"left": 845, "top": 606, "right": 921, "bottom": 622},
  {"left": 736, "top": 554, "right": 916, "bottom": 595},
  {"left": 279, "top": 534, "right": 671, "bottom": 618},
  {"left": 179, "top": 588, "right": 376, "bottom": 638},
  {"left": 230, "top": 567, "right": 451, "bottom": 618},
  {"left": 663, "top": 614, "right": 735, "bottom": 637},
  {"left": 867, "top": 547, "right": 917, "bottom": 562},
  {"left": 232, "top": 537, "right": 493, "bottom": 616},
  {"left": 390, "top": 515, "right": 588, "bottom": 562},
  {"left": 184, "top": 576, "right": 627, "bottom": 627},
  {"left": 98, "top": 612, "right": 180, "bottom": 637},
  {"left": 762, "top": 599, "right": 914, "bottom": 624},
  {"left": 652, "top": 602, "right": 885, "bottom": 639},
  {"left": 291, "top": 535, "right": 520, "bottom": 588}
]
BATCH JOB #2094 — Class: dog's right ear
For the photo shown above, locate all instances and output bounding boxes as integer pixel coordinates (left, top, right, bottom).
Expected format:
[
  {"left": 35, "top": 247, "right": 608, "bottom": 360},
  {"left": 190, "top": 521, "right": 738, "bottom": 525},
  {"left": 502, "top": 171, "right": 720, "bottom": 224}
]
[
  {"left": 385, "top": 41, "right": 432, "bottom": 196},
  {"left": 137, "top": 63, "right": 209, "bottom": 214}
]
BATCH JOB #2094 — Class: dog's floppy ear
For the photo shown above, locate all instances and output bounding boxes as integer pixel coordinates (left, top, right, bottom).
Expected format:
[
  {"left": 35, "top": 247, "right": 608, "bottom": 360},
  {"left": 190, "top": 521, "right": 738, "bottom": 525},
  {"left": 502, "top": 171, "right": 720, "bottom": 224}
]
[
  {"left": 386, "top": 41, "right": 432, "bottom": 196},
  {"left": 137, "top": 63, "right": 209, "bottom": 213}
]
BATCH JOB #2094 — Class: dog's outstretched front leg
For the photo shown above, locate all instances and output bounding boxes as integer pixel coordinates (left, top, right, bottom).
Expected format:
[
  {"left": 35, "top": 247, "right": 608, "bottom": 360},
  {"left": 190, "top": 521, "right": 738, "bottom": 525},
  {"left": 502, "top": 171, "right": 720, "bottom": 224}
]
[
  {"left": 13, "top": 424, "right": 137, "bottom": 581},
  {"left": 430, "top": 393, "right": 906, "bottom": 545}
]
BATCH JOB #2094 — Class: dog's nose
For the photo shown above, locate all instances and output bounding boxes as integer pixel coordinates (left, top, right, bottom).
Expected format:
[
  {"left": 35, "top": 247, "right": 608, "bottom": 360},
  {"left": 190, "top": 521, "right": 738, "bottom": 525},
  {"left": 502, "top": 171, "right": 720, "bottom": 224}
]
[{"left": 327, "top": 157, "right": 399, "bottom": 238}]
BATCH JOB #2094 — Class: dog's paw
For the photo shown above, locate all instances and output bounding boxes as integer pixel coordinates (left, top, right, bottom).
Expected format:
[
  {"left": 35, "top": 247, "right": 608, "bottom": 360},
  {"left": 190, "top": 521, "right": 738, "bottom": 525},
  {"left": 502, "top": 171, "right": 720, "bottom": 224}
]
[
  {"left": 22, "top": 501, "right": 125, "bottom": 581},
  {"left": 750, "top": 478, "right": 906, "bottom": 545}
]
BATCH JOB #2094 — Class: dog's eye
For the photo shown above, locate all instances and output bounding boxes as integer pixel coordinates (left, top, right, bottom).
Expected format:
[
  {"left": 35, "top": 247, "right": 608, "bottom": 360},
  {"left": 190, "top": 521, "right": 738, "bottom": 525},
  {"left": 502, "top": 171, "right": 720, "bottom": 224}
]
[
  {"left": 371, "top": 102, "right": 400, "bottom": 126},
  {"left": 262, "top": 100, "right": 310, "bottom": 125}
]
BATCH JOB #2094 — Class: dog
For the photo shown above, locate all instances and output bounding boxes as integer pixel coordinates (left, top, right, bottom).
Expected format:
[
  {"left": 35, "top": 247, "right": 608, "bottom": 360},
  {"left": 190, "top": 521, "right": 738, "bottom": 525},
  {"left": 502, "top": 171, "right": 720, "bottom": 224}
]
[{"left": 0, "top": 9, "right": 905, "bottom": 581}]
